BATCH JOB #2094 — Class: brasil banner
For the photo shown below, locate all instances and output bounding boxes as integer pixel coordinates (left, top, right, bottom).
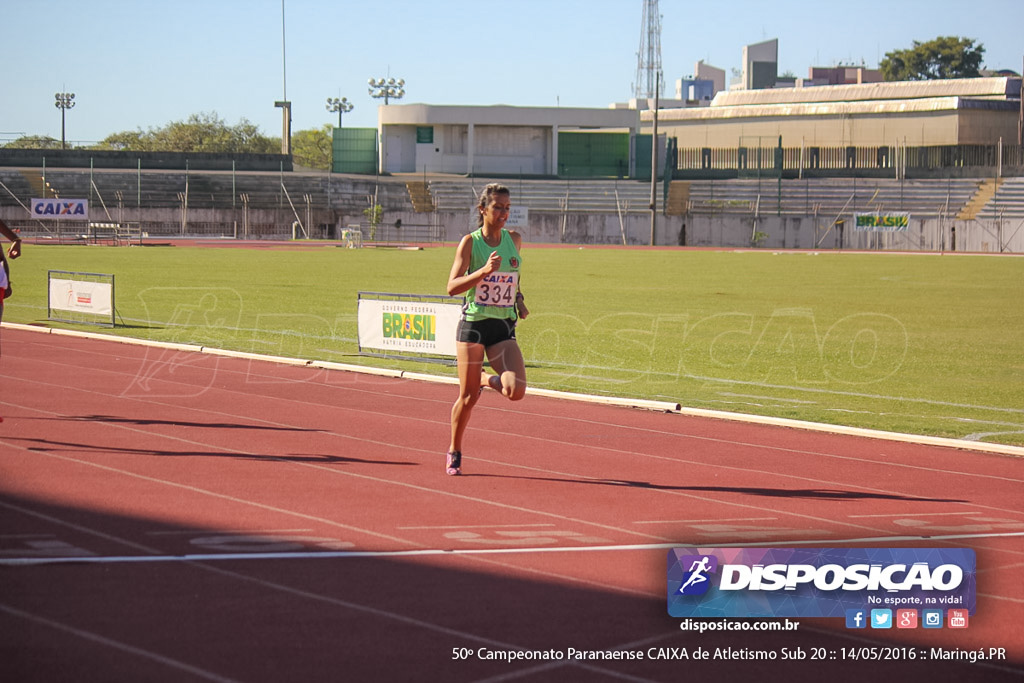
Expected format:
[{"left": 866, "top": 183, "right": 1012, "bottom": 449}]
[
  {"left": 854, "top": 212, "right": 910, "bottom": 231},
  {"left": 357, "top": 293, "right": 463, "bottom": 359}
]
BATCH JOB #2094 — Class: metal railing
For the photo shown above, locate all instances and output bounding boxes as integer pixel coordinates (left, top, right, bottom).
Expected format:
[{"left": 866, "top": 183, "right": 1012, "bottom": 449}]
[{"left": 673, "top": 142, "right": 1024, "bottom": 176}]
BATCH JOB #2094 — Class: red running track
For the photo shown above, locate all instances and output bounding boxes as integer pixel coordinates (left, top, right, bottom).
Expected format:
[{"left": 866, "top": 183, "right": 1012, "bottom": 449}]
[{"left": 1, "top": 325, "right": 1022, "bottom": 682}]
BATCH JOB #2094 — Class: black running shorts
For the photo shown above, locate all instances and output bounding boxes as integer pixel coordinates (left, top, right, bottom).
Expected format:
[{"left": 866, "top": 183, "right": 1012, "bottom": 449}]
[{"left": 455, "top": 317, "right": 517, "bottom": 347}]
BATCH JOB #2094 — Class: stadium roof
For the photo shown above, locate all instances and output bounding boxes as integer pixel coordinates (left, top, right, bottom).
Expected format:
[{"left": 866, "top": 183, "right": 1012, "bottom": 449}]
[
  {"left": 710, "top": 77, "right": 1020, "bottom": 107},
  {"left": 645, "top": 77, "right": 1022, "bottom": 124}
]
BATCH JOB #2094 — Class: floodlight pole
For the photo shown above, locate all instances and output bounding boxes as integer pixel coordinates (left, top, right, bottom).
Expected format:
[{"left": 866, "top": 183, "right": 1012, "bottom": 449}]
[
  {"left": 277, "top": 0, "right": 291, "bottom": 156},
  {"left": 54, "top": 91, "right": 75, "bottom": 150},
  {"left": 649, "top": 73, "right": 660, "bottom": 246},
  {"left": 368, "top": 77, "right": 405, "bottom": 106},
  {"left": 326, "top": 97, "right": 354, "bottom": 127}
]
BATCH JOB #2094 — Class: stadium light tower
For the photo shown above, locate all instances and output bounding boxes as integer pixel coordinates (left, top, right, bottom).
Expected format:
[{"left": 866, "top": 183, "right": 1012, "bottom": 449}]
[
  {"left": 368, "top": 77, "right": 405, "bottom": 105},
  {"left": 326, "top": 96, "right": 354, "bottom": 127},
  {"left": 54, "top": 91, "right": 75, "bottom": 150},
  {"left": 277, "top": 0, "right": 292, "bottom": 155},
  {"left": 634, "top": 0, "right": 663, "bottom": 100}
]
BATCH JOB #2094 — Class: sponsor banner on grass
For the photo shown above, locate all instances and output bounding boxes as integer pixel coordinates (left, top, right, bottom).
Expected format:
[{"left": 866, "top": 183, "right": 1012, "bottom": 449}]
[
  {"left": 49, "top": 277, "right": 113, "bottom": 316},
  {"left": 854, "top": 212, "right": 909, "bottom": 231},
  {"left": 667, "top": 547, "right": 975, "bottom": 618},
  {"left": 31, "top": 197, "right": 89, "bottom": 220},
  {"left": 357, "top": 294, "right": 462, "bottom": 357}
]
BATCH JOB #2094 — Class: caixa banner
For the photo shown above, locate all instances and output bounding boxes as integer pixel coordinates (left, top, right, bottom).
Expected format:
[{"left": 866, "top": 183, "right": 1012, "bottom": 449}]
[
  {"left": 667, "top": 547, "right": 975, "bottom": 618},
  {"left": 31, "top": 198, "right": 89, "bottom": 220}
]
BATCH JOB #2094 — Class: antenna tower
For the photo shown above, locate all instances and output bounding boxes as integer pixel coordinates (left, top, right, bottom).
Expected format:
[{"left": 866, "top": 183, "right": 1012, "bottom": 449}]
[{"left": 634, "top": 0, "right": 663, "bottom": 99}]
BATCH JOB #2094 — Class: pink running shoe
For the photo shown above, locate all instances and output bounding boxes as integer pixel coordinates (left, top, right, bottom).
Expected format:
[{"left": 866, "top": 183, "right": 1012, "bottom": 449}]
[{"left": 445, "top": 450, "right": 462, "bottom": 476}]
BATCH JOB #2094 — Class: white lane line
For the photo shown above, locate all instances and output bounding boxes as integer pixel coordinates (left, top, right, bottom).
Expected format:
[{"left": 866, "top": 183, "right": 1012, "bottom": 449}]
[
  {"left": 847, "top": 511, "right": 983, "bottom": 519},
  {"left": 0, "top": 533, "right": 59, "bottom": 539},
  {"left": 0, "top": 603, "right": 238, "bottom": 683},
  {"left": 0, "top": 499, "right": 578, "bottom": 664},
  {"left": 633, "top": 517, "right": 776, "bottom": 525},
  {"left": 0, "top": 438, "right": 421, "bottom": 548},
  {"left": 11, "top": 321, "right": 1024, "bottom": 417},
  {"left": 978, "top": 593, "right": 1024, "bottom": 604},
  {"left": 145, "top": 528, "right": 313, "bottom": 536},
  {"left": 5, "top": 531, "right": 1023, "bottom": 567},
  {"left": 398, "top": 523, "right": 556, "bottom": 530},
  {"left": 4, "top": 377, "right": 1016, "bottom": 552},
  {"left": 7, "top": 341, "right": 1024, "bottom": 484},
  {"left": 0, "top": 403, "right": 683, "bottom": 546},
  {"left": 5, "top": 340, "right": 1023, "bottom": 562}
]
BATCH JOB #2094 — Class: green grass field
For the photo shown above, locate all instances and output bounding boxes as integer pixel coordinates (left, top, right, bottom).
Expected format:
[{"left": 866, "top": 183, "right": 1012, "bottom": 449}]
[{"left": 4, "top": 243, "right": 1023, "bottom": 446}]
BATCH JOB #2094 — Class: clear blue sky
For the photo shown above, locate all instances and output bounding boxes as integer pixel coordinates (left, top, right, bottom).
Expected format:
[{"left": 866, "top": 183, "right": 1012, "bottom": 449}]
[{"left": 2, "top": 0, "right": 1022, "bottom": 145}]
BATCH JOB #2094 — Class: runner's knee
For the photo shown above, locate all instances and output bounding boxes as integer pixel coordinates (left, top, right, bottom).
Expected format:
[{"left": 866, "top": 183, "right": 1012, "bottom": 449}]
[{"left": 502, "top": 374, "right": 526, "bottom": 401}]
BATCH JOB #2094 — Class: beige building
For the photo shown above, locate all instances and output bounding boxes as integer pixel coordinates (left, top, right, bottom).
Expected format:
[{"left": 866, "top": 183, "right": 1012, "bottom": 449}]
[{"left": 646, "top": 77, "right": 1022, "bottom": 149}]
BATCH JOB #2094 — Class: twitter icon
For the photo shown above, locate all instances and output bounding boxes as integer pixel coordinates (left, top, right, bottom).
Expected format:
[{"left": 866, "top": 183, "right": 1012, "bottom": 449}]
[{"left": 870, "top": 609, "right": 893, "bottom": 629}]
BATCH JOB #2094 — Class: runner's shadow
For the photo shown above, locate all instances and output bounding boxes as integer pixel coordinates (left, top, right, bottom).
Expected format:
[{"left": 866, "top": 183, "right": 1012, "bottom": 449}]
[
  {"left": 63, "top": 415, "right": 322, "bottom": 432},
  {"left": 13, "top": 437, "right": 414, "bottom": 466},
  {"left": 470, "top": 474, "right": 966, "bottom": 503}
]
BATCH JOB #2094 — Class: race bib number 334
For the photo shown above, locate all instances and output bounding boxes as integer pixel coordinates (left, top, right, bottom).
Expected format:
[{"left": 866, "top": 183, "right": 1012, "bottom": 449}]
[{"left": 475, "top": 272, "right": 519, "bottom": 307}]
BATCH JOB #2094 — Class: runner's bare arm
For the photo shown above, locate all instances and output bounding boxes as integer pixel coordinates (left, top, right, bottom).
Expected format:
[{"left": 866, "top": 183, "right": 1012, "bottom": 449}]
[{"left": 447, "top": 235, "right": 500, "bottom": 296}]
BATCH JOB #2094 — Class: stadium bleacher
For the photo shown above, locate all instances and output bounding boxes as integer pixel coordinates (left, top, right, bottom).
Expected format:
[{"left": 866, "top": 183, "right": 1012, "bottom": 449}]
[
  {"left": 684, "top": 177, "right": 981, "bottom": 219},
  {"left": 428, "top": 177, "right": 662, "bottom": 214},
  {"left": 3, "top": 168, "right": 1022, "bottom": 247}
]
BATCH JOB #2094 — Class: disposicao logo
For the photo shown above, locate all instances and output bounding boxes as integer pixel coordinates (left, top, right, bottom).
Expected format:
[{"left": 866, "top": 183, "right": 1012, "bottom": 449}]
[
  {"left": 675, "top": 555, "right": 718, "bottom": 596},
  {"left": 667, "top": 548, "right": 975, "bottom": 619}
]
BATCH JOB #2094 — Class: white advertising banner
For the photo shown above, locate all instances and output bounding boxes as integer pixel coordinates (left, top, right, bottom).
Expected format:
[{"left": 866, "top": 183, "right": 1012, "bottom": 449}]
[
  {"left": 49, "top": 277, "right": 113, "bottom": 316},
  {"left": 465, "top": 206, "right": 528, "bottom": 230},
  {"left": 357, "top": 295, "right": 463, "bottom": 358},
  {"left": 505, "top": 206, "right": 529, "bottom": 229},
  {"left": 31, "top": 198, "right": 89, "bottom": 221}
]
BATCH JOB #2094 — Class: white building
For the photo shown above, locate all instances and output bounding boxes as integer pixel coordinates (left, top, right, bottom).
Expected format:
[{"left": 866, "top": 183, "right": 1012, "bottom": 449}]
[{"left": 376, "top": 104, "right": 640, "bottom": 176}]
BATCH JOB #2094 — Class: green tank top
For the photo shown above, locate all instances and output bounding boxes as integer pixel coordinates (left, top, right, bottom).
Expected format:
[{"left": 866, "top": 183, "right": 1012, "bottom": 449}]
[{"left": 463, "top": 228, "right": 522, "bottom": 321}]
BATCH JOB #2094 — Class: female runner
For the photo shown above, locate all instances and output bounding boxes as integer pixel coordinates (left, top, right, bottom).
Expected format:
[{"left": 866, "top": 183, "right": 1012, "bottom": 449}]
[{"left": 445, "top": 183, "right": 529, "bottom": 475}]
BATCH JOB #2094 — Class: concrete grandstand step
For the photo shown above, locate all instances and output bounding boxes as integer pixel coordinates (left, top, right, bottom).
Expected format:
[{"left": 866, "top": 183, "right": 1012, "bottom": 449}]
[
  {"left": 968, "top": 177, "right": 1024, "bottom": 219},
  {"left": 956, "top": 179, "right": 1001, "bottom": 220}
]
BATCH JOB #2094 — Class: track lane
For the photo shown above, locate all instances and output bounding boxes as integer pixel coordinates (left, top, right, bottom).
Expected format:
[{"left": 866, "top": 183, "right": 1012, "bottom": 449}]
[{"left": 2, "top": 327, "right": 1022, "bottom": 682}]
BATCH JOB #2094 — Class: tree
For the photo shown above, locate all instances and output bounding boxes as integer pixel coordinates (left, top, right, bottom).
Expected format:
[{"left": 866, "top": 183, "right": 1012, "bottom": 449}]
[
  {"left": 880, "top": 36, "right": 984, "bottom": 81},
  {"left": 291, "top": 125, "right": 333, "bottom": 171},
  {"left": 9, "top": 113, "right": 329, "bottom": 159},
  {"left": 95, "top": 130, "right": 151, "bottom": 151},
  {"left": 92, "top": 112, "right": 279, "bottom": 154},
  {"left": 3, "top": 135, "right": 62, "bottom": 149},
  {"left": 363, "top": 203, "right": 383, "bottom": 241}
]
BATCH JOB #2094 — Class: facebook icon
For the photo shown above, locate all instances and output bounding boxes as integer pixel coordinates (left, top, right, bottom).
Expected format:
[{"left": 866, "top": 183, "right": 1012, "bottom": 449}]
[{"left": 845, "top": 609, "right": 867, "bottom": 629}]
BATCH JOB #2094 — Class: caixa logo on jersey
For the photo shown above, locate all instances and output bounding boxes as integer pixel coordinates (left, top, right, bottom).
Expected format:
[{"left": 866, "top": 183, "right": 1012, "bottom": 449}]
[{"left": 667, "top": 548, "right": 976, "bottom": 619}]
